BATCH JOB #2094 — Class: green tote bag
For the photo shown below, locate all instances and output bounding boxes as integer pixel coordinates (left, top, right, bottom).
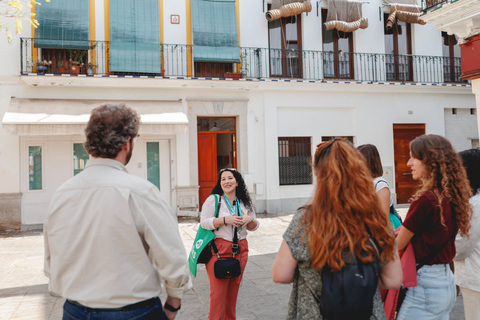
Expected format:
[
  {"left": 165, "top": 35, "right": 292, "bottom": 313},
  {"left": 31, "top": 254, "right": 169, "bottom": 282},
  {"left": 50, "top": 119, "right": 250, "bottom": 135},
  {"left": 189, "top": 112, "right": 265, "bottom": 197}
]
[{"left": 188, "top": 194, "right": 220, "bottom": 277}]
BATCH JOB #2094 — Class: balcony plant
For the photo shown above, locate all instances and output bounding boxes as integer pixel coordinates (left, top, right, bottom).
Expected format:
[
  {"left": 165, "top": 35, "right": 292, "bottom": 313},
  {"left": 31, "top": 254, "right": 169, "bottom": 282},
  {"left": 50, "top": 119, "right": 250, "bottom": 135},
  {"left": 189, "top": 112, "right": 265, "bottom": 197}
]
[
  {"left": 86, "top": 62, "right": 97, "bottom": 75},
  {"left": 68, "top": 50, "right": 87, "bottom": 74},
  {"left": 29, "top": 60, "right": 52, "bottom": 74},
  {"left": 58, "top": 60, "right": 66, "bottom": 74}
]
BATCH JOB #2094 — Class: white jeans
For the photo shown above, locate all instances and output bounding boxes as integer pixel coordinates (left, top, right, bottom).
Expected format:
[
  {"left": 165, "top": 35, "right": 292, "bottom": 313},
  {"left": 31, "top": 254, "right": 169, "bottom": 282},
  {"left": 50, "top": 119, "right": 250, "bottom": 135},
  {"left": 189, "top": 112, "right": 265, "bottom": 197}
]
[
  {"left": 397, "top": 264, "right": 456, "bottom": 320},
  {"left": 459, "top": 287, "right": 480, "bottom": 320}
]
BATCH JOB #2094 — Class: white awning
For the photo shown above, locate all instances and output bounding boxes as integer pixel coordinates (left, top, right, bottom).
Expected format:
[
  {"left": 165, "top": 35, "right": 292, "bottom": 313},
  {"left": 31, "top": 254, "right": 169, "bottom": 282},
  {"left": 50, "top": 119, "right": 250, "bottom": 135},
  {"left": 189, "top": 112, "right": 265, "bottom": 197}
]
[{"left": 2, "top": 98, "right": 188, "bottom": 135}]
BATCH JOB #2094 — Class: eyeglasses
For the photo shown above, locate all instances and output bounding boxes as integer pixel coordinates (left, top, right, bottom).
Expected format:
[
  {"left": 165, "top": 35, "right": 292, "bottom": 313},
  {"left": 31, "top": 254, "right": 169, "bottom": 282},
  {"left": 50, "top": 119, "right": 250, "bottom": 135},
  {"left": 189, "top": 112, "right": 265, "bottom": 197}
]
[{"left": 220, "top": 168, "right": 236, "bottom": 173}]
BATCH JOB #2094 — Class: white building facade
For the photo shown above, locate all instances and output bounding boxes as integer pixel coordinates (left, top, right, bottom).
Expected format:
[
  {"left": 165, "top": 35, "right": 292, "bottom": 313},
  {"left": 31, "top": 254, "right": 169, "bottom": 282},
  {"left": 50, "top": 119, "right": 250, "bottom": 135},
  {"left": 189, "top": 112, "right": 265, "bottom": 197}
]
[{"left": 0, "top": 0, "right": 477, "bottom": 229}]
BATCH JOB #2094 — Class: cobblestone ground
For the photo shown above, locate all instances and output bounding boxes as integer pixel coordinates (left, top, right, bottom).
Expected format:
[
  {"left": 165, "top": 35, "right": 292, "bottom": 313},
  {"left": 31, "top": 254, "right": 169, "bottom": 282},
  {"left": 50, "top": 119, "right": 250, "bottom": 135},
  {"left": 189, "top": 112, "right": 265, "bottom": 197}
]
[{"left": 0, "top": 208, "right": 465, "bottom": 319}]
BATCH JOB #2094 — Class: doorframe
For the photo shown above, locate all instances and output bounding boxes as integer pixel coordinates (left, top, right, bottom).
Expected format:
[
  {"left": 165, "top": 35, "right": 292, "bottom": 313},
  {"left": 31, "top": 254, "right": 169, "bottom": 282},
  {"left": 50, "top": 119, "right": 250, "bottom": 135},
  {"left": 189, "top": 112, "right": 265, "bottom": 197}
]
[
  {"left": 142, "top": 135, "right": 176, "bottom": 209},
  {"left": 187, "top": 99, "right": 249, "bottom": 190}
]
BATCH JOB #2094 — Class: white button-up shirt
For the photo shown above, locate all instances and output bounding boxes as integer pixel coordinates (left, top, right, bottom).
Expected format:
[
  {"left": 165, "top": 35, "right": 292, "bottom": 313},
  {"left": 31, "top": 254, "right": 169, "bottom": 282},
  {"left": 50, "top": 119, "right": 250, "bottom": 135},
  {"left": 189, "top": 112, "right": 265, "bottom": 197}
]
[
  {"left": 200, "top": 194, "right": 259, "bottom": 241},
  {"left": 44, "top": 158, "right": 192, "bottom": 308}
]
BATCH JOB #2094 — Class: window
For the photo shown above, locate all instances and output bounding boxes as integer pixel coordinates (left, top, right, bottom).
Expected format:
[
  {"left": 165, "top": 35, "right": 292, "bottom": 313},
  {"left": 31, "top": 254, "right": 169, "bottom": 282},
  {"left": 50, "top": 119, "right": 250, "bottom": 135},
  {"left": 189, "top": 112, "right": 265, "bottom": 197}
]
[
  {"left": 73, "top": 143, "right": 90, "bottom": 176},
  {"left": 278, "top": 137, "right": 312, "bottom": 185},
  {"left": 147, "top": 142, "right": 160, "bottom": 190},
  {"left": 194, "top": 62, "right": 234, "bottom": 78},
  {"left": 322, "top": 136, "right": 354, "bottom": 144},
  {"left": 384, "top": 15, "right": 412, "bottom": 81},
  {"left": 442, "top": 32, "right": 463, "bottom": 83},
  {"left": 110, "top": 0, "right": 161, "bottom": 74},
  {"left": 191, "top": 0, "right": 240, "bottom": 77},
  {"left": 197, "top": 118, "right": 235, "bottom": 132},
  {"left": 268, "top": 6, "right": 302, "bottom": 78},
  {"left": 34, "top": 0, "right": 90, "bottom": 74},
  {"left": 28, "top": 146, "right": 43, "bottom": 190},
  {"left": 322, "top": 10, "right": 354, "bottom": 79}
]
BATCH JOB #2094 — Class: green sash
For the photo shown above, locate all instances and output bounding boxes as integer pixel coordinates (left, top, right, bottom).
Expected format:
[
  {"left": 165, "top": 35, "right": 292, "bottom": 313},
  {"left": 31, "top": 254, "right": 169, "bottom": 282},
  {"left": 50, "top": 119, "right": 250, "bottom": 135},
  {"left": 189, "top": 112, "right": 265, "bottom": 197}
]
[{"left": 188, "top": 194, "right": 219, "bottom": 277}]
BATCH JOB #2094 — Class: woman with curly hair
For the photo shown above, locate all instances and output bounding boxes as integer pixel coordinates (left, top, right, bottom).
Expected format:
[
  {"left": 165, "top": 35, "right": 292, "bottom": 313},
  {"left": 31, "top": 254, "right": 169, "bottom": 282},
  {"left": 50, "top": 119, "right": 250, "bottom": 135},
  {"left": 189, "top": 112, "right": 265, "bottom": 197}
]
[
  {"left": 396, "top": 134, "right": 472, "bottom": 320},
  {"left": 200, "top": 168, "right": 259, "bottom": 320},
  {"left": 455, "top": 149, "right": 480, "bottom": 320},
  {"left": 271, "top": 138, "right": 402, "bottom": 319}
]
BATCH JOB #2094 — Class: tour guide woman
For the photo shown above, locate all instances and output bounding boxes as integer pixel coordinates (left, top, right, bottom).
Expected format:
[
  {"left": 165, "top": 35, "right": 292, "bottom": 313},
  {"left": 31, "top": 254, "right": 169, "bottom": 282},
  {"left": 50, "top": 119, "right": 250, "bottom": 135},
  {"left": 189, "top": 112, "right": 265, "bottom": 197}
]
[
  {"left": 396, "top": 134, "right": 472, "bottom": 320},
  {"left": 200, "top": 168, "right": 259, "bottom": 320}
]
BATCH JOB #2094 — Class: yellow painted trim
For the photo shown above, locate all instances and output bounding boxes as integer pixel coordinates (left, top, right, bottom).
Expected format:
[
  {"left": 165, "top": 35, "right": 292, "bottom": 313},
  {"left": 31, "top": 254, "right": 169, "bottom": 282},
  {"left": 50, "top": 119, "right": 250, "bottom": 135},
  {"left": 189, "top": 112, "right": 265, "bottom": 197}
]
[
  {"left": 235, "top": 0, "right": 241, "bottom": 71},
  {"left": 104, "top": 0, "right": 110, "bottom": 74},
  {"left": 32, "top": 4, "right": 37, "bottom": 66},
  {"left": 186, "top": 0, "right": 192, "bottom": 77},
  {"left": 89, "top": 0, "right": 97, "bottom": 69},
  {"left": 236, "top": 0, "right": 240, "bottom": 47},
  {"left": 159, "top": 0, "right": 164, "bottom": 44},
  {"left": 159, "top": 0, "right": 164, "bottom": 72}
]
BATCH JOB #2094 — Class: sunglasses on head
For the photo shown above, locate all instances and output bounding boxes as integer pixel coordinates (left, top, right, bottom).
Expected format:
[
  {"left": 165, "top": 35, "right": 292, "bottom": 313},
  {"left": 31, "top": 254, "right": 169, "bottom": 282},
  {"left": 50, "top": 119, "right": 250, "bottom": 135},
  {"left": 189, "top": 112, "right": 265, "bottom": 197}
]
[{"left": 220, "top": 168, "right": 236, "bottom": 173}]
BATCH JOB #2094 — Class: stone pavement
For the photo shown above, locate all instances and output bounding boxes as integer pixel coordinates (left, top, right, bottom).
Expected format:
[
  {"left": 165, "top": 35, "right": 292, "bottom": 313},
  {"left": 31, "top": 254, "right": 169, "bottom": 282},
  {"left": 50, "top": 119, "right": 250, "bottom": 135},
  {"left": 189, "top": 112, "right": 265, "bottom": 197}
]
[{"left": 0, "top": 209, "right": 465, "bottom": 320}]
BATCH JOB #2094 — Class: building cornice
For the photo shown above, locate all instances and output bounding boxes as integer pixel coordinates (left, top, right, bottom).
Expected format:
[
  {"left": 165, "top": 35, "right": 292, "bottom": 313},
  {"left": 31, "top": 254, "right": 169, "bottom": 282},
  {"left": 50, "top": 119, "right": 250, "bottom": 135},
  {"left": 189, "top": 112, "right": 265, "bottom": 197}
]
[{"left": 422, "top": 0, "right": 480, "bottom": 38}]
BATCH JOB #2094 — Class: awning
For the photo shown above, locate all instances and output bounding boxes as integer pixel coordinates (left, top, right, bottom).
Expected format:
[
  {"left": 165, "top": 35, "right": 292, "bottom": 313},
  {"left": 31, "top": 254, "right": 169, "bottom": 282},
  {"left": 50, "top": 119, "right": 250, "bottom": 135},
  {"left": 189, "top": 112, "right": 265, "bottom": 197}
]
[
  {"left": 35, "top": 0, "right": 90, "bottom": 49},
  {"left": 324, "top": 0, "right": 368, "bottom": 32},
  {"left": 266, "top": 0, "right": 312, "bottom": 21},
  {"left": 191, "top": 0, "right": 240, "bottom": 63},
  {"left": 383, "top": 0, "right": 426, "bottom": 28},
  {"left": 2, "top": 98, "right": 188, "bottom": 135}
]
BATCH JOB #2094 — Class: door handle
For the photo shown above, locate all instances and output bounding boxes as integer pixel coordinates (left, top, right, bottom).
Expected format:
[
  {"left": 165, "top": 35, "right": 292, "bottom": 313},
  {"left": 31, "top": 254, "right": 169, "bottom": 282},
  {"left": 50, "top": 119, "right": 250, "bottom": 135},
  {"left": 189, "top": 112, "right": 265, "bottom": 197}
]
[{"left": 403, "top": 173, "right": 412, "bottom": 176}]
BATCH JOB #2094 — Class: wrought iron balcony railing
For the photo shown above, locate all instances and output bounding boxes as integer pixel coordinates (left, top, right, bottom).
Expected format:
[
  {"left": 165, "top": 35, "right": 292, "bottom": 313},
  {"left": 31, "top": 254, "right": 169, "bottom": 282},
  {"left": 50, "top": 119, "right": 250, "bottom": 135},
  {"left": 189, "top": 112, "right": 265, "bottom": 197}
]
[
  {"left": 20, "top": 38, "right": 466, "bottom": 84},
  {"left": 422, "top": 0, "right": 452, "bottom": 12}
]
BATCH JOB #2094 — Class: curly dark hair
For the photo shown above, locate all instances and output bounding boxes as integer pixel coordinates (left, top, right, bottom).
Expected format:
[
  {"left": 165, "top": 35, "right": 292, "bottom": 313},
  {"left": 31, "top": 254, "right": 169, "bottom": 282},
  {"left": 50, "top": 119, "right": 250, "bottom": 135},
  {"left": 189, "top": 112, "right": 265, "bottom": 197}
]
[
  {"left": 410, "top": 134, "right": 472, "bottom": 237},
  {"left": 459, "top": 148, "right": 480, "bottom": 194},
  {"left": 211, "top": 169, "right": 253, "bottom": 210},
  {"left": 84, "top": 104, "right": 140, "bottom": 158}
]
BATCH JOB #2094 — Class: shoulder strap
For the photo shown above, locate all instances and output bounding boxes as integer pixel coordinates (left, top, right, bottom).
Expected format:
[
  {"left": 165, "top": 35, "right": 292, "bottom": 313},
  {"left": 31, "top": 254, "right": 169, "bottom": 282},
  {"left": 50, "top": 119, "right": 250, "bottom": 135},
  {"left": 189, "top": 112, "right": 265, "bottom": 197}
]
[{"left": 213, "top": 194, "right": 222, "bottom": 218}]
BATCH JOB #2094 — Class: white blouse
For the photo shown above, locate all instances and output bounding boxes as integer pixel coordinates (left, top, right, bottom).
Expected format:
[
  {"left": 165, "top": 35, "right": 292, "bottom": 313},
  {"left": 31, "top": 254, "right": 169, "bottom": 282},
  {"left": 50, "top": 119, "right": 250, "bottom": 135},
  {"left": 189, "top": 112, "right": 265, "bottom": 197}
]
[{"left": 200, "top": 194, "right": 259, "bottom": 241}]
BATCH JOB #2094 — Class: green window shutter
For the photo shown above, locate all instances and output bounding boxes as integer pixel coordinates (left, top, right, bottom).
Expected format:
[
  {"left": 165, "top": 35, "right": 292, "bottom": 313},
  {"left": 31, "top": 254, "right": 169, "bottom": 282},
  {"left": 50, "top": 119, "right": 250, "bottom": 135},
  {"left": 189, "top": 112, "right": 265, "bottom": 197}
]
[
  {"left": 35, "top": 0, "right": 90, "bottom": 49},
  {"left": 146, "top": 142, "right": 160, "bottom": 190},
  {"left": 110, "top": 0, "right": 161, "bottom": 73},
  {"left": 191, "top": 0, "right": 240, "bottom": 63}
]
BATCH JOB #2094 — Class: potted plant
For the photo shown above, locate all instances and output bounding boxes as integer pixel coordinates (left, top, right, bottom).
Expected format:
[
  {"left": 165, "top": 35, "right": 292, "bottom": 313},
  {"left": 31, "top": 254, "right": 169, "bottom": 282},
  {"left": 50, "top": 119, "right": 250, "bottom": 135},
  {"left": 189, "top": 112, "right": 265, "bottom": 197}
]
[
  {"left": 86, "top": 62, "right": 97, "bottom": 75},
  {"left": 33, "top": 60, "right": 52, "bottom": 75},
  {"left": 69, "top": 59, "right": 84, "bottom": 74},
  {"left": 58, "top": 61, "right": 66, "bottom": 74},
  {"left": 68, "top": 49, "right": 87, "bottom": 74}
]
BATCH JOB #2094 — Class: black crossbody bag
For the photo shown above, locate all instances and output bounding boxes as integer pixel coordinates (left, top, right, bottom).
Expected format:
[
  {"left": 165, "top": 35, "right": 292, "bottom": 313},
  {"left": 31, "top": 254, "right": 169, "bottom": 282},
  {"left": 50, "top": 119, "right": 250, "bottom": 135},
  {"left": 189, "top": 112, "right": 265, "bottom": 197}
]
[{"left": 212, "top": 200, "right": 242, "bottom": 279}]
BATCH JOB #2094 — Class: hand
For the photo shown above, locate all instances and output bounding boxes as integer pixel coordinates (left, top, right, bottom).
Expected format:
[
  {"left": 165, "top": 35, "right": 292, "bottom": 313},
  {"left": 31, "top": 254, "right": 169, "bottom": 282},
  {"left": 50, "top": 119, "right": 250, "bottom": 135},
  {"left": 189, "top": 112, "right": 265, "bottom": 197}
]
[
  {"left": 164, "top": 309, "right": 177, "bottom": 320},
  {"left": 225, "top": 214, "right": 243, "bottom": 227},
  {"left": 240, "top": 215, "right": 253, "bottom": 228},
  {"left": 164, "top": 297, "right": 180, "bottom": 320}
]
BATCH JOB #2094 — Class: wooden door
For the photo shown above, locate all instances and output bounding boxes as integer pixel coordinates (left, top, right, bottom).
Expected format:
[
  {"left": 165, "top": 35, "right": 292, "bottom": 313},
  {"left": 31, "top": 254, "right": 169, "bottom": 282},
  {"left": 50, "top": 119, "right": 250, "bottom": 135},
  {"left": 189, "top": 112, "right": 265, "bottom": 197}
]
[
  {"left": 393, "top": 124, "right": 425, "bottom": 203},
  {"left": 198, "top": 133, "right": 217, "bottom": 210}
]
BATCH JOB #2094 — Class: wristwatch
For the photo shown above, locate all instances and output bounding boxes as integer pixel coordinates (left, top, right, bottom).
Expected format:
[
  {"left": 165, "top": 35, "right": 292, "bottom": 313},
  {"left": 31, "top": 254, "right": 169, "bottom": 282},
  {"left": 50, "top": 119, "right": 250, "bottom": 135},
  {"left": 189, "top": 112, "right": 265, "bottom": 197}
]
[{"left": 164, "top": 302, "right": 181, "bottom": 312}]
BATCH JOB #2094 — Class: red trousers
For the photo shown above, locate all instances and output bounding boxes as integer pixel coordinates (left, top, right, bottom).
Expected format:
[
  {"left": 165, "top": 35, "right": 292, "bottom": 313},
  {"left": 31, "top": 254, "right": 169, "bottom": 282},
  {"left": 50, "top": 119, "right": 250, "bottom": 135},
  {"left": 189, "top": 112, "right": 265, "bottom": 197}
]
[{"left": 206, "top": 238, "right": 249, "bottom": 320}]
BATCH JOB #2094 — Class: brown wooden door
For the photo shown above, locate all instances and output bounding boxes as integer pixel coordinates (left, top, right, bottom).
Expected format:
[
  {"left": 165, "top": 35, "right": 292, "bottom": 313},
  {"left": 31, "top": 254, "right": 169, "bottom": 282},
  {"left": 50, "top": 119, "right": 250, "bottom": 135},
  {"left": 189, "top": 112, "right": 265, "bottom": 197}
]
[
  {"left": 198, "top": 133, "right": 217, "bottom": 211},
  {"left": 393, "top": 124, "right": 425, "bottom": 203}
]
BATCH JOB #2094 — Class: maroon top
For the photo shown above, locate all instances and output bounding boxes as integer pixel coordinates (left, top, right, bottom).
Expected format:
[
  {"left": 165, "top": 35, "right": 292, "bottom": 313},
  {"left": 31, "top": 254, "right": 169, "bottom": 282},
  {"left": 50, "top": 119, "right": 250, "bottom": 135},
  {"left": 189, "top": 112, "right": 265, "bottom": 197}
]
[{"left": 402, "top": 191, "right": 458, "bottom": 266}]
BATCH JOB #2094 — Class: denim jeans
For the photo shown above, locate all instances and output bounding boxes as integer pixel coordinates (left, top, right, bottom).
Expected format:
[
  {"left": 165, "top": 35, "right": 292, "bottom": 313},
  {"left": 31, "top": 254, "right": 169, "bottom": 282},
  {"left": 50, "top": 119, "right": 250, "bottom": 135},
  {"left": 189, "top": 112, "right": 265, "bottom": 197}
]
[
  {"left": 397, "top": 264, "right": 456, "bottom": 320},
  {"left": 63, "top": 297, "right": 168, "bottom": 320}
]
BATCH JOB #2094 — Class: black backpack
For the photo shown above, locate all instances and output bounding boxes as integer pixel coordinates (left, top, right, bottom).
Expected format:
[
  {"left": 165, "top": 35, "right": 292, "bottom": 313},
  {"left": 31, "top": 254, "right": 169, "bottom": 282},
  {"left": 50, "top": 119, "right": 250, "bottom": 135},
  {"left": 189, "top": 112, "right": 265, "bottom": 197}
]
[{"left": 319, "top": 237, "right": 380, "bottom": 320}]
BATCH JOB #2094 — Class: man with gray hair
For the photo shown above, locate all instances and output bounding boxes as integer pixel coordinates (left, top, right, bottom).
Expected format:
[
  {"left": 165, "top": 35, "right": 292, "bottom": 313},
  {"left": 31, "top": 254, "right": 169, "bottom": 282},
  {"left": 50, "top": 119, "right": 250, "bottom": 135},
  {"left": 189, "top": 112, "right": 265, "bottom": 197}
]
[{"left": 44, "top": 104, "right": 191, "bottom": 320}]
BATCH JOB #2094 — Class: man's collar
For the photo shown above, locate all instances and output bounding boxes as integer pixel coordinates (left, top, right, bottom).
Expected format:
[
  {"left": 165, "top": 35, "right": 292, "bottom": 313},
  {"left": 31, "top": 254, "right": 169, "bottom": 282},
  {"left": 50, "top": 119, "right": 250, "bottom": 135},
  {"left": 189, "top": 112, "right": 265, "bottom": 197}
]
[{"left": 85, "top": 158, "right": 128, "bottom": 173}]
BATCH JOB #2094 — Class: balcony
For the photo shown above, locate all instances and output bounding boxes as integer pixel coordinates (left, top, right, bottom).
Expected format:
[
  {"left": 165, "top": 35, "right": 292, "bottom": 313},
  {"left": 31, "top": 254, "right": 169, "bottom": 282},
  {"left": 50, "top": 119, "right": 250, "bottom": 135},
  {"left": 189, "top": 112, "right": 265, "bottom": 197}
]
[{"left": 20, "top": 38, "right": 466, "bottom": 85}]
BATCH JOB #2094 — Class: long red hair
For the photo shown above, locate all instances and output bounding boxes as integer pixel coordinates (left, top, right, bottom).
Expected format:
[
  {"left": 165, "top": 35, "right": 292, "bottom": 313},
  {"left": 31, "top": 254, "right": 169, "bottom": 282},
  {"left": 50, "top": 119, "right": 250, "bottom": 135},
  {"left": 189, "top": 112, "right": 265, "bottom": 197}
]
[{"left": 303, "top": 139, "right": 396, "bottom": 271}]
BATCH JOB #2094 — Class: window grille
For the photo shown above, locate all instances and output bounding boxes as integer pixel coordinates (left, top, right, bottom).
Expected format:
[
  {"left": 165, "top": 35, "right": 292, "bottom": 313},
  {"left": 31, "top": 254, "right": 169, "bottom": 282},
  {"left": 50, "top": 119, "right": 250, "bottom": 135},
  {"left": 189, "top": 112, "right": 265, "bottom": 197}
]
[{"left": 278, "top": 137, "right": 312, "bottom": 185}]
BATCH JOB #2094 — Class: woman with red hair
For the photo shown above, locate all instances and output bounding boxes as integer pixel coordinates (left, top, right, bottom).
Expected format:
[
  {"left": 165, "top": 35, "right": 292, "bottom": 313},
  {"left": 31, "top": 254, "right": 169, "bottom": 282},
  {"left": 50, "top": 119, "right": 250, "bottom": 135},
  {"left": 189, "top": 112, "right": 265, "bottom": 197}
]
[{"left": 271, "top": 138, "right": 402, "bottom": 319}]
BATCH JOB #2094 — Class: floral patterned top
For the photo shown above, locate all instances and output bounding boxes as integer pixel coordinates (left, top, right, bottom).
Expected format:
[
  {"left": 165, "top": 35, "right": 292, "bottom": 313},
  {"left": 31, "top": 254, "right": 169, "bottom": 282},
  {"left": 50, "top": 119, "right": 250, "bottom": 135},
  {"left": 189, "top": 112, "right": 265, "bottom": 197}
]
[{"left": 283, "top": 209, "right": 387, "bottom": 320}]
